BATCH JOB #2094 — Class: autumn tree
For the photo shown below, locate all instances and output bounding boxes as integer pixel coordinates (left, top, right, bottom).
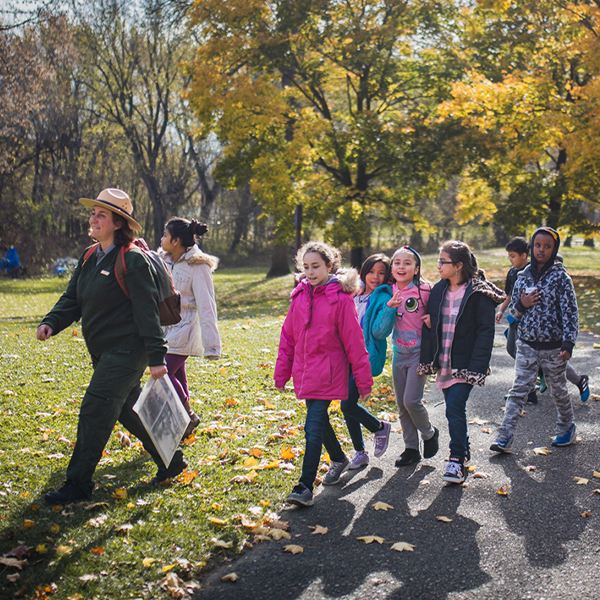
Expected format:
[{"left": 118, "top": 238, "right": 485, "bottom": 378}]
[
  {"left": 438, "top": 0, "right": 600, "bottom": 236},
  {"left": 186, "top": 0, "right": 466, "bottom": 267}
]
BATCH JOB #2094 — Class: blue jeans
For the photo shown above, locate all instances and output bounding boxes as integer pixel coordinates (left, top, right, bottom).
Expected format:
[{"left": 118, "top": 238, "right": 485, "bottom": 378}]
[
  {"left": 442, "top": 383, "right": 473, "bottom": 462},
  {"left": 341, "top": 373, "right": 381, "bottom": 452},
  {"left": 300, "top": 400, "right": 346, "bottom": 490}
]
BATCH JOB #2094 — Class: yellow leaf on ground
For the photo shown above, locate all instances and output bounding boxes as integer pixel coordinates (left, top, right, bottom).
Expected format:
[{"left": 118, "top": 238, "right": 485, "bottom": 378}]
[
  {"left": 467, "top": 465, "right": 478, "bottom": 473},
  {"left": 211, "top": 538, "right": 233, "bottom": 548},
  {"left": 221, "top": 573, "right": 238, "bottom": 582},
  {"left": 436, "top": 516, "right": 452, "bottom": 522},
  {"left": 372, "top": 502, "right": 394, "bottom": 511},
  {"left": 280, "top": 446, "right": 295, "bottom": 460},
  {"left": 56, "top": 545, "right": 72, "bottom": 555},
  {"left": 111, "top": 488, "right": 127, "bottom": 499},
  {"left": 573, "top": 477, "right": 589, "bottom": 485},
  {"left": 253, "top": 534, "right": 271, "bottom": 542},
  {"left": 533, "top": 447, "right": 552, "bottom": 455},
  {"left": 249, "top": 448, "right": 263, "bottom": 458},
  {"left": 473, "top": 472, "right": 490, "bottom": 479},
  {"left": 357, "top": 535, "right": 385, "bottom": 544},
  {"left": 311, "top": 525, "right": 328, "bottom": 535},
  {"left": 208, "top": 517, "right": 228, "bottom": 526},
  {"left": 593, "top": 471, "right": 600, "bottom": 479},
  {"left": 243, "top": 457, "right": 259, "bottom": 468},
  {"left": 251, "top": 526, "right": 270, "bottom": 535},
  {"left": 283, "top": 544, "right": 303, "bottom": 554},
  {"left": 36, "top": 544, "right": 47, "bottom": 554},
  {"left": 142, "top": 558, "right": 155, "bottom": 567},
  {"left": 269, "top": 529, "right": 291, "bottom": 541},
  {"left": 90, "top": 547, "right": 104, "bottom": 555},
  {"left": 23, "top": 519, "right": 35, "bottom": 528},
  {"left": 179, "top": 469, "right": 199, "bottom": 485},
  {"left": 50, "top": 524, "right": 60, "bottom": 534},
  {"left": 391, "top": 542, "right": 415, "bottom": 552},
  {"left": 497, "top": 484, "right": 509, "bottom": 496},
  {"left": 162, "top": 564, "right": 176, "bottom": 572}
]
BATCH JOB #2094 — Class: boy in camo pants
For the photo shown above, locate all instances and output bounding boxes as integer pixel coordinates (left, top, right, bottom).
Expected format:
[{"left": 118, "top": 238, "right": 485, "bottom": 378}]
[{"left": 491, "top": 227, "right": 578, "bottom": 453}]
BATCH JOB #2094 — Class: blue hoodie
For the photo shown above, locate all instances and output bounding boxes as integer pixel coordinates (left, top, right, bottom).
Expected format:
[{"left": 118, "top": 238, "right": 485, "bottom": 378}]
[{"left": 359, "top": 284, "right": 393, "bottom": 376}]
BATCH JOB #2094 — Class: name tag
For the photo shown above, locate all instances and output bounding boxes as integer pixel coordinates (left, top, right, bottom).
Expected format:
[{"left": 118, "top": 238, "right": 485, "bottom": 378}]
[
  {"left": 101, "top": 270, "right": 110, "bottom": 276},
  {"left": 450, "top": 308, "right": 459, "bottom": 316}
]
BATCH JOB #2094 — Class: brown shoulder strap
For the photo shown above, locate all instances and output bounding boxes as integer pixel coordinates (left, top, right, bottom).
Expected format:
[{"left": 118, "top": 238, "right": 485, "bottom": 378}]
[
  {"left": 82, "top": 243, "right": 100, "bottom": 265},
  {"left": 114, "top": 245, "right": 132, "bottom": 298}
]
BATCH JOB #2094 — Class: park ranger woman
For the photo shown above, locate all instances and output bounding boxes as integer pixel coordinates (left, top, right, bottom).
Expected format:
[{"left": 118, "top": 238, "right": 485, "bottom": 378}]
[{"left": 37, "top": 188, "right": 187, "bottom": 505}]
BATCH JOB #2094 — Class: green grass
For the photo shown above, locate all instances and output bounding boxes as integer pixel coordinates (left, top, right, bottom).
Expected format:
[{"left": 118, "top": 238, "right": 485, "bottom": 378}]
[{"left": 1, "top": 253, "right": 599, "bottom": 599}]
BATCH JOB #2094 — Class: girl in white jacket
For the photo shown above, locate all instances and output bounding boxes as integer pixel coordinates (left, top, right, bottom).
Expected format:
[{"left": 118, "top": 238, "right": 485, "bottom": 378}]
[{"left": 160, "top": 218, "right": 221, "bottom": 438}]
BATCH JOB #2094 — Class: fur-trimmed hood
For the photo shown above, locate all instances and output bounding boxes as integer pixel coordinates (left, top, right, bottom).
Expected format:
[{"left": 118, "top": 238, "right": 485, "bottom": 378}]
[
  {"left": 294, "top": 267, "right": 361, "bottom": 297},
  {"left": 160, "top": 245, "right": 219, "bottom": 271},
  {"left": 471, "top": 269, "right": 506, "bottom": 305}
]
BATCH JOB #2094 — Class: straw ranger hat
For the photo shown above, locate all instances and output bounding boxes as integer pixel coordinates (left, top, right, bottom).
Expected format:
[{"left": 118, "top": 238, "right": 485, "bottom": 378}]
[{"left": 80, "top": 188, "right": 142, "bottom": 231}]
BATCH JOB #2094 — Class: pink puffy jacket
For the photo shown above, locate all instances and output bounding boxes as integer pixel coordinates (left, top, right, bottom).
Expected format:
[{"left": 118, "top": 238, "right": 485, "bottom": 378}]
[{"left": 274, "top": 270, "right": 373, "bottom": 400}]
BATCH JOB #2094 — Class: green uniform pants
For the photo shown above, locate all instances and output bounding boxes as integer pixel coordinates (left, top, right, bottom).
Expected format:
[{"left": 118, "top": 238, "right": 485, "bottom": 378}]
[{"left": 66, "top": 349, "right": 183, "bottom": 493}]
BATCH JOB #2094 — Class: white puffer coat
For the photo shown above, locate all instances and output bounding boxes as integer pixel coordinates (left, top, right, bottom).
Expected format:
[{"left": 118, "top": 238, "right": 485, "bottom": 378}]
[{"left": 160, "top": 245, "right": 221, "bottom": 358}]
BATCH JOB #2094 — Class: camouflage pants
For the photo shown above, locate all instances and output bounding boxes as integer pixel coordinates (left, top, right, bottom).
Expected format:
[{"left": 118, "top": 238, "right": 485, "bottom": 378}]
[{"left": 502, "top": 340, "right": 574, "bottom": 436}]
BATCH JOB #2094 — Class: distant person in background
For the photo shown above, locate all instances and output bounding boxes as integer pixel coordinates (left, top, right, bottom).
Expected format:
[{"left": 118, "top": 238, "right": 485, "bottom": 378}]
[
  {"left": 160, "top": 217, "right": 222, "bottom": 439},
  {"left": 37, "top": 188, "right": 187, "bottom": 505},
  {"left": 0, "top": 246, "right": 21, "bottom": 277}
]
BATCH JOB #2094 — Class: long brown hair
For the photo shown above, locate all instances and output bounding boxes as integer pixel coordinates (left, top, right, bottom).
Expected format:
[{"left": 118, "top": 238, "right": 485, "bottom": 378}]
[{"left": 440, "top": 240, "right": 478, "bottom": 284}]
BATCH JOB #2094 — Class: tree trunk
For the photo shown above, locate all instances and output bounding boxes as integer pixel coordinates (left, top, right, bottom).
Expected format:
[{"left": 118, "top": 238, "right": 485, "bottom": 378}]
[
  {"left": 583, "top": 237, "right": 594, "bottom": 247},
  {"left": 350, "top": 247, "right": 363, "bottom": 269},
  {"left": 267, "top": 243, "right": 290, "bottom": 278}
]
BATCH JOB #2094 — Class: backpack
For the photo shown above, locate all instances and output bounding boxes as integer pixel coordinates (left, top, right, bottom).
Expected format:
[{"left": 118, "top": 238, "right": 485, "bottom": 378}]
[{"left": 83, "top": 239, "right": 181, "bottom": 326}]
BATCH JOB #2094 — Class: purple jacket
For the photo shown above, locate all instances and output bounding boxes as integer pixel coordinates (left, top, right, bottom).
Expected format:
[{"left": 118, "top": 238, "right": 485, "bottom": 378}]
[{"left": 274, "top": 270, "right": 373, "bottom": 400}]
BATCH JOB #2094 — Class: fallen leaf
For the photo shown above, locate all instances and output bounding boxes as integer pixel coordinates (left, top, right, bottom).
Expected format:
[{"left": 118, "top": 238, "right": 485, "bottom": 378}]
[
  {"left": 56, "top": 545, "right": 72, "bottom": 555},
  {"left": 7, "top": 572, "right": 19, "bottom": 583},
  {"left": 111, "top": 488, "right": 127, "bottom": 499},
  {"left": 211, "top": 538, "right": 233, "bottom": 548},
  {"left": 391, "top": 542, "right": 415, "bottom": 552},
  {"left": 357, "top": 535, "right": 385, "bottom": 544},
  {"left": 88, "top": 514, "right": 108, "bottom": 528},
  {"left": 269, "top": 529, "right": 291, "bottom": 541},
  {"left": 592, "top": 489, "right": 600, "bottom": 495},
  {"left": 23, "top": 519, "right": 35, "bottom": 529},
  {"left": 581, "top": 510, "right": 591, "bottom": 517},
  {"left": 436, "top": 516, "right": 453, "bottom": 522},
  {"left": 243, "top": 457, "right": 259, "bottom": 468},
  {"left": 114, "top": 523, "right": 133, "bottom": 533},
  {"left": 468, "top": 418, "right": 488, "bottom": 425},
  {"left": 253, "top": 534, "right": 271, "bottom": 542},
  {"left": 0, "top": 557, "right": 28, "bottom": 570},
  {"left": 83, "top": 502, "right": 109, "bottom": 510},
  {"left": 266, "top": 518, "right": 290, "bottom": 530},
  {"left": 497, "top": 484, "right": 509, "bottom": 496},
  {"left": 280, "top": 446, "right": 296, "bottom": 460},
  {"left": 49, "top": 524, "right": 60, "bottom": 534},
  {"left": 179, "top": 469, "right": 199, "bottom": 485},
  {"left": 574, "top": 477, "right": 589, "bottom": 485},
  {"left": 142, "top": 558, "right": 156, "bottom": 567},
  {"left": 36, "top": 544, "right": 47, "bottom": 554},
  {"left": 473, "top": 472, "right": 490, "bottom": 479},
  {"left": 533, "top": 447, "right": 552, "bottom": 455},
  {"left": 523, "top": 466, "right": 537, "bottom": 472},
  {"left": 311, "top": 525, "right": 328, "bottom": 535},
  {"left": 221, "top": 573, "right": 238, "bottom": 582},
  {"left": 372, "top": 502, "right": 394, "bottom": 511},
  {"left": 593, "top": 471, "right": 600, "bottom": 479},
  {"left": 250, "top": 526, "right": 270, "bottom": 535},
  {"left": 91, "top": 547, "right": 104, "bottom": 555},
  {"left": 208, "top": 517, "right": 228, "bottom": 526},
  {"left": 283, "top": 544, "right": 304, "bottom": 554}
]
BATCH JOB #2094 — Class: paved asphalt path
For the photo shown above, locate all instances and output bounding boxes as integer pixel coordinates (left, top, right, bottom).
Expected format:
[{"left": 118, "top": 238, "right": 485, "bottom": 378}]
[{"left": 194, "top": 325, "right": 600, "bottom": 600}]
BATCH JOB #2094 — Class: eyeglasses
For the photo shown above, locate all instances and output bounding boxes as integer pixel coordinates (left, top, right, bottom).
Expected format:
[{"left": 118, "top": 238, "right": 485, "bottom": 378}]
[{"left": 437, "top": 259, "right": 453, "bottom": 266}]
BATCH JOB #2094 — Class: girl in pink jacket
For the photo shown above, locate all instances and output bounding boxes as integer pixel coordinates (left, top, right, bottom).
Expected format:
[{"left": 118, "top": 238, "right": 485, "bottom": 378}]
[{"left": 275, "top": 242, "right": 373, "bottom": 507}]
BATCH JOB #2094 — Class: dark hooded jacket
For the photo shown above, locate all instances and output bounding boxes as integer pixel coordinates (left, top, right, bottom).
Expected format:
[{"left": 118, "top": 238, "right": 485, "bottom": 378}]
[
  {"left": 418, "top": 270, "right": 505, "bottom": 386},
  {"left": 509, "top": 227, "right": 578, "bottom": 354}
]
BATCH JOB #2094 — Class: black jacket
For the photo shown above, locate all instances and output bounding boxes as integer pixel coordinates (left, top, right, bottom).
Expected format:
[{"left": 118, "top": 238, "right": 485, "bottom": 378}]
[{"left": 418, "top": 271, "right": 504, "bottom": 386}]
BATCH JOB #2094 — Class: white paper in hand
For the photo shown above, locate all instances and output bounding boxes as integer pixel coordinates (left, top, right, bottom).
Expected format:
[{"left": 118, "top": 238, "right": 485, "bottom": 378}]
[{"left": 133, "top": 376, "right": 191, "bottom": 467}]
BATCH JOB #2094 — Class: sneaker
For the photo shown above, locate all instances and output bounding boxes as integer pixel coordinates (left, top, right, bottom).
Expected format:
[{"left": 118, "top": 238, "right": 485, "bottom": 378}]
[
  {"left": 348, "top": 451, "right": 369, "bottom": 470},
  {"left": 44, "top": 480, "right": 91, "bottom": 505},
  {"left": 422, "top": 427, "right": 439, "bottom": 459},
  {"left": 539, "top": 374, "right": 547, "bottom": 394},
  {"left": 373, "top": 422, "right": 391, "bottom": 458},
  {"left": 526, "top": 390, "right": 538, "bottom": 405},
  {"left": 150, "top": 458, "right": 188, "bottom": 485},
  {"left": 323, "top": 456, "right": 349, "bottom": 485},
  {"left": 395, "top": 448, "right": 421, "bottom": 467},
  {"left": 490, "top": 429, "right": 513, "bottom": 453},
  {"left": 551, "top": 423, "right": 576, "bottom": 447},
  {"left": 442, "top": 459, "right": 467, "bottom": 484},
  {"left": 577, "top": 375, "right": 590, "bottom": 402},
  {"left": 286, "top": 483, "right": 314, "bottom": 507}
]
